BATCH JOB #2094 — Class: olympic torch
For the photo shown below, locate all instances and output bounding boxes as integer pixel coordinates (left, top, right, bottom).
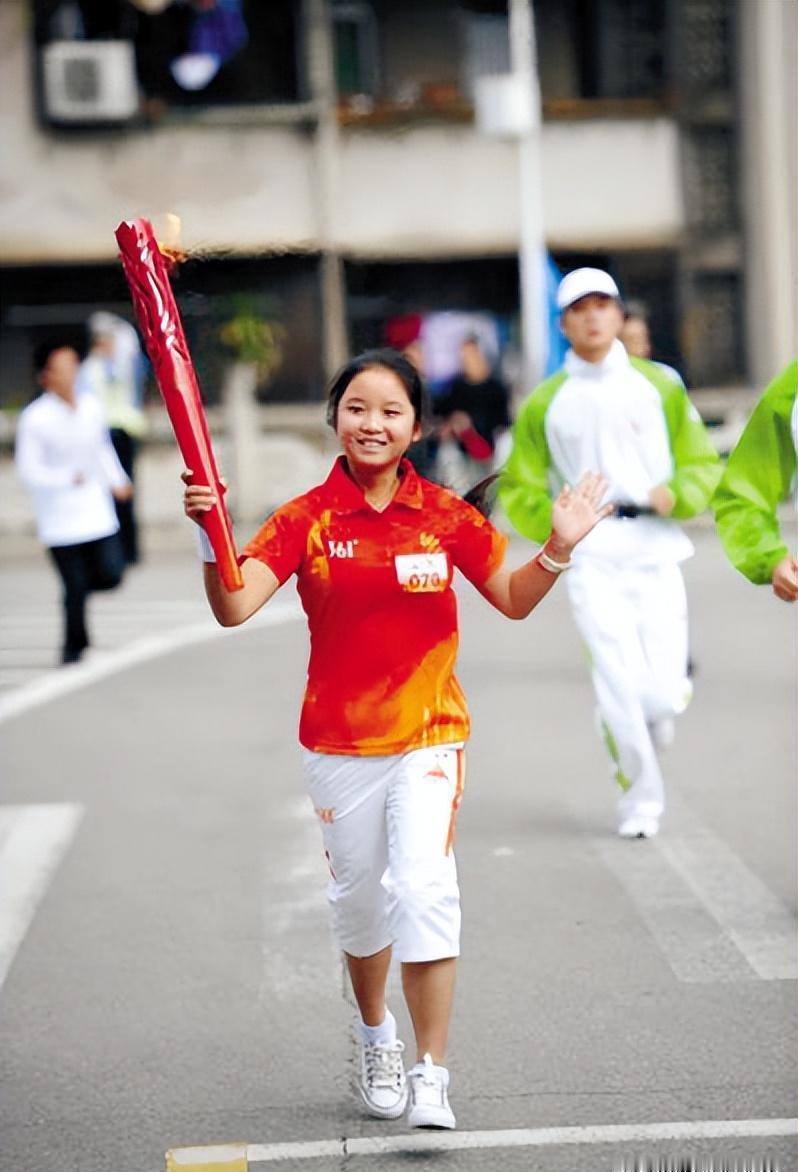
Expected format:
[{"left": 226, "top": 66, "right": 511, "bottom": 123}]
[{"left": 115, "top": 217, "right": 244, "bottom": 591}]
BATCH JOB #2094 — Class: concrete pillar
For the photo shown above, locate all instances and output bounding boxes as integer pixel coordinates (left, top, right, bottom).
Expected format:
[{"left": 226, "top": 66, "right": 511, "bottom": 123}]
[
  {"left": 306, "top": 0, "right": 349, "bottom": 380},
  {"left": 222, "top": 361, "right": 262, "bottom": 522},
  {"left": 739, "top": 0, "right": 798, "bottom": 387}
]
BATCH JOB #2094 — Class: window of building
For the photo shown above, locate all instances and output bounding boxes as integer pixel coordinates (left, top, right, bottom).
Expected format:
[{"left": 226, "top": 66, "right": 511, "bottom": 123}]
[
  {"left": 334, "top": 0, "right": 508, "bottom": 124},
  {"left": 333, "top": 3, "right": 379, "bottom": 99},
  {"left": 32, "top": 0, "right": 300, "bottom": 128},
  {"left": 536, "top": 0, "right": 669, "bottom": 108},
  {"left": 333, "top": 0, "right": 671, "bottom": 127}
]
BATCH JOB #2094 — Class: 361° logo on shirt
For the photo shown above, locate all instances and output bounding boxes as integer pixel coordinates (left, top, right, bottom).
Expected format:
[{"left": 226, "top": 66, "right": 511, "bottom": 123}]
[{"left": 327, "top": 538, "right": 359, "bottom": 559}]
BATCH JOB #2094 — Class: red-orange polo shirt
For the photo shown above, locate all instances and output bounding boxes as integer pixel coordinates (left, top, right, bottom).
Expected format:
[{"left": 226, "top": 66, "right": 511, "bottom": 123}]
[{"left": 242, "top": 457, "right": 508, "bottom": 756}]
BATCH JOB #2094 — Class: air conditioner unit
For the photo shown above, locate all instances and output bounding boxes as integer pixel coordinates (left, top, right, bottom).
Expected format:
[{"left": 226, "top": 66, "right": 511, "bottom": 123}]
[{"left": 42, "top": 40, "right": 139, "bottom": 124}]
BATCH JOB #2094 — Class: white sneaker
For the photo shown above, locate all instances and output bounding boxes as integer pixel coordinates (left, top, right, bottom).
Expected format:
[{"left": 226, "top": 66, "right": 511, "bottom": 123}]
[
  {"left": 407, "top": 1053, "right": 456, "bottom": 1129},
  {"left": 617, "top": 815, "right": 659, "bottom": 839},
  {"left": 356, "top": 1038, "right": 408, "bottom": 1119}
]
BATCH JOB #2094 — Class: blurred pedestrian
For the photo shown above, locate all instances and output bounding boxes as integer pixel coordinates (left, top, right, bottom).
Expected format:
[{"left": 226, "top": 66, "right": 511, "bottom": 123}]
[
  {"left": 619, "top": 301, "right": 685, "bottom": 387},
  {"left": 712, "top": 360, "right": 798, "bottom": 602},
  {"left": 79, "top": 311, "right": 147, "bottom": 565},
  {"left": 500, "top": 269, "right": 721, "bottom": 840},
  {"left": 435, "top": 336, "right": 512, "bottom": 492},
  {"left": 15, "top": 341, "right": 132, "bottom": 665},
  {"left": 182, "top": 347, "right": 610, "bottom": 1129}
]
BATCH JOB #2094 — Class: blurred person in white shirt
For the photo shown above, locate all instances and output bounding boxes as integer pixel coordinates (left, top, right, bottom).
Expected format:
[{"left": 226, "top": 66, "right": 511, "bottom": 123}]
[{"left": 15, "top": 340, "right": 132, "bottom": 664}]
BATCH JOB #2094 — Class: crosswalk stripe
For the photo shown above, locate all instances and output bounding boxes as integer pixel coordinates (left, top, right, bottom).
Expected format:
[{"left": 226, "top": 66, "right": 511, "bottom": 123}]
[
  {"left": 593, "top": 836, "right": 758, "bottom": 982},
  {"left": 0, "top": 803, "right": 84, "bottom": 993},
  {"left": 658, "top": 829, "right": 798, "bottom": 980},
  {"left": 593, "top": 812, "right": 797, "bottom": 983}
]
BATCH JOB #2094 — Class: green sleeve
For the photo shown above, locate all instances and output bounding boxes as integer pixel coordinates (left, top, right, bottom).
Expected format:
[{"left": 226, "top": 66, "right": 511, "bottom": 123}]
[
  {"left": 711, "top": 361, "right": 798, "bottom": 584},
  {"left": 498, "top": 372, "right": 566, "bottom": 543},
  {"left": 631, "top": 358, "right": 723, "bottom": 519}
]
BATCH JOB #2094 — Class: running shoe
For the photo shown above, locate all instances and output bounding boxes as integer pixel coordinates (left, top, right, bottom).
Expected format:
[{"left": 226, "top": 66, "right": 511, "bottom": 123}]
[
  {"left": 356, "top": 1038, "right": 407, "bottom": 1119},
  {"left": 407, "top": 1053, "right": 456, "bottom": 1129},
  {"left": 617, "top": 815, "right": 659, "bottom": 839}
]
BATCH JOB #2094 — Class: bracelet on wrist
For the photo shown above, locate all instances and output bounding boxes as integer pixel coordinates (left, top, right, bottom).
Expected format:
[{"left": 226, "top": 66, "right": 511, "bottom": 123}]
[
  {"left": 537, "top": 544, "right": 572, "bottom": 574},
  {"left": 195, "top": 526, "right": 216, "bottom": 563}
]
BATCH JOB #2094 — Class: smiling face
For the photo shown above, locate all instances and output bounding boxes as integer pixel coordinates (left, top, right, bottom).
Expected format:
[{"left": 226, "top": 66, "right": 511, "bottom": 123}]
[
  {"left": 561, "top": 293, "right": 624, "bottom": 362},
  {"left": 335, "top": 365, "right": 422, "bottom": 473}
]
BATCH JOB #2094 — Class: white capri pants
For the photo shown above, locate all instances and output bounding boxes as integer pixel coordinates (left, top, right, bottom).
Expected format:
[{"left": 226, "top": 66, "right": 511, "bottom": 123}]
[
  {"left": 566, "top": 557, "right": 692, "bottom": 821},
  {"left": 302, "top": 744, "right": 465, "bottom": 963}
]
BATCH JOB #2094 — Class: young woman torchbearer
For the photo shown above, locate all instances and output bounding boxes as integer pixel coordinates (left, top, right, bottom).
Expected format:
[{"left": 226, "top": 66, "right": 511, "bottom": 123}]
[{"left": 183, "top": 348, "right": 611, "bottom": 1130}]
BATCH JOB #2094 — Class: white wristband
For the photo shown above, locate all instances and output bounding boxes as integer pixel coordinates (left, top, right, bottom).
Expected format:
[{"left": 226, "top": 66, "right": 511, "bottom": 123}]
[
  {"left": 537, "top": 547, "right": 571, "bottom": 574},
  {"left": 195, "top": 526, "right": 216, "bottom": 562}
]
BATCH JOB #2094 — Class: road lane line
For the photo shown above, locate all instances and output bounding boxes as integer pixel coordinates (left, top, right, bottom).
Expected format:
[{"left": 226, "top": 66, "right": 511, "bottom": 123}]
[
  {"left": 0, "top": 803, "right": 84, "bottom": 992},
  {"left": 658, "top": 828, "right": 798, "bottom": 980},
  {"left": 594, "top": 811, "right": 798, "bottom": 983},
  {"left": 593, "top": 837, "right": 759, "bottom": 982},
  {"left": 0, "top": 601, "right": 303, "bottom": 726},
  {"left": 165, "top": 1117, "right": 797, "bottom": 1167}
]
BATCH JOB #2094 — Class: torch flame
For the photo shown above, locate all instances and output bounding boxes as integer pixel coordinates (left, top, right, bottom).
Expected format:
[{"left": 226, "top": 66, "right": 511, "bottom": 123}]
[{"left": 156, "top": 212, "right": 187, "bottom": 271}]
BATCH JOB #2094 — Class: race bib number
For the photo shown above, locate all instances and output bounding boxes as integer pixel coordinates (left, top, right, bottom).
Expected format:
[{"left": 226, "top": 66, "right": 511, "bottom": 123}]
[{"left": 394, "top": 552, "right": 449, "bottom": 593}]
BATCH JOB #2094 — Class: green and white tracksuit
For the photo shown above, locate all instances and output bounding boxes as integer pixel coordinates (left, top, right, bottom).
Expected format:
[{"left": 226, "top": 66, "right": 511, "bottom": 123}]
[
  {"left": 500, "top": 339, "right": 722, "bottom": 824},
  {"left": 712, "top": 360, "right": 798, "bottom": 584}
]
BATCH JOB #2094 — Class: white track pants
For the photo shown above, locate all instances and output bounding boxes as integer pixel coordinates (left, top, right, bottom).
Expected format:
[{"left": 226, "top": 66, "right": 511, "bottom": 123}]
[{"left": 566, "top": 558, "right": 692, "bottom": 822}]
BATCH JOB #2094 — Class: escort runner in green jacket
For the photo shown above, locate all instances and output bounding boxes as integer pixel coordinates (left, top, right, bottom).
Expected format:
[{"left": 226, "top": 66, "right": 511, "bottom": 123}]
[
  {"left": 712, "top": 360, "right": 798, "bottom": 602},
  {"left": 500, "top": 268, "right": 722, "bottom": 839}
]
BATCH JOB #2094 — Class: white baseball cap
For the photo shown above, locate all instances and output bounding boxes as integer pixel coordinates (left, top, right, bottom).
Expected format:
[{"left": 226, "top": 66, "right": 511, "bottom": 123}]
[{"left": 557, "top": 267, "right": 621, "bottom": 311}]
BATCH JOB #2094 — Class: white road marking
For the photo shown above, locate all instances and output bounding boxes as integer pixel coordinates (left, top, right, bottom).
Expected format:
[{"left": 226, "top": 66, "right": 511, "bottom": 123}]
[
  {"left": 593, "top": 837, "right": 758, "bottom": 982},
  {"left": 166, "top": 1117, "right": 797, "bottom": 1166},
  {"left": 658, "top": 828, "right": 798, "bottom": 980},
  {"left": 0, "top": 600, "right": 303, "bottom": 726},
  {"left": 0, "top": 803, "right": 84, "bottom": 992},
  {"left": 594, "top": 812, "right": 798, "bottom": 982}
]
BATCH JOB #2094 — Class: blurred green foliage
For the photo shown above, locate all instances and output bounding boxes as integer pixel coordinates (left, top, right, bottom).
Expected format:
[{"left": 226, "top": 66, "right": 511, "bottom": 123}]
[{"left": 217, "top": 294, "right": 286, "bottom": 383}]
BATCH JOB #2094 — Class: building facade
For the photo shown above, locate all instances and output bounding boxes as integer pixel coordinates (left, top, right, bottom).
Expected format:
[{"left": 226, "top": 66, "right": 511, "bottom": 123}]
[{"left": 0, "top": 0, "right": 795, "bottom": 408}]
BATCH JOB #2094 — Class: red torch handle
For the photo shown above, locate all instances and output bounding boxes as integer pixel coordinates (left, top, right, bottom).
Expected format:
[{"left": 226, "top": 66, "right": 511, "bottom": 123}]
[{"left": 114, "top": 218, "right": 244, "bottom": 591}]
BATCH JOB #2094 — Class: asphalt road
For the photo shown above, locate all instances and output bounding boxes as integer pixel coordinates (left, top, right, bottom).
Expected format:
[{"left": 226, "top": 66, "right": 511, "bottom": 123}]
[{"left": 1, "top": 527, "right": 795, "bottom": 1172}]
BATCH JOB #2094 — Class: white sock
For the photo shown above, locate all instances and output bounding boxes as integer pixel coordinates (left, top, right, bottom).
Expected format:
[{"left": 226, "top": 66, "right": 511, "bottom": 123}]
[{"left": 359, "top": 1007, "right": 396, "bottom": 1046}]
